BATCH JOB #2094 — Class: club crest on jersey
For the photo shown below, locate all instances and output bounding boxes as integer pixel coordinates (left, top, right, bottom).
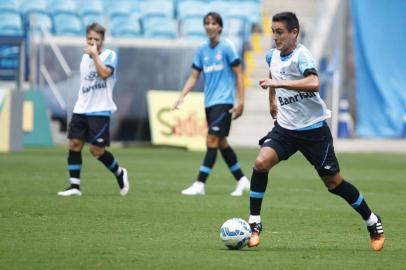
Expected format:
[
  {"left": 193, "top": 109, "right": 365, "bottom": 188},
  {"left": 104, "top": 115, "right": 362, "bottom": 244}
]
[
  {"left": 278, "top": 92, "right": 317, "bottom": 106},
  {"left": 85, "top": 71, "right": 98, "bottom": 81}
]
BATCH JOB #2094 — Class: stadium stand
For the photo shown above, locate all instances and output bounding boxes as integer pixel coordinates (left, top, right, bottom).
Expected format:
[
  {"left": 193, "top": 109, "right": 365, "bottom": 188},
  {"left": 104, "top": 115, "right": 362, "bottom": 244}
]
[
  {"left": 0, "top": 11, "right": 23, "bottom": 36},
  {"left": 140, "top": 0, "right": 175, "bottom": 19},
  {"left": 142, "top": 17, "right": 178, "bottom": 39},
  {"left": 179, "top": 17, "right": 206, "bottom": 40},
  {"left": 111, "top": 15, "right": 142, "bottom": 38},
  {"left": 53, "top": 14, "right": 83, "bottom": 36}
]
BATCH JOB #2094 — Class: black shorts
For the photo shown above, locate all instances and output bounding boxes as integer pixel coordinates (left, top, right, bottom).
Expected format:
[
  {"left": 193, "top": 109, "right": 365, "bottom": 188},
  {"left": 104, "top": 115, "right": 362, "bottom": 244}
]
[
  {"left": 205, "top": 104, "right": 233, "bottom": 137},
  {"left": 260, "top": 121, "right": 340, "bottom": 177},
  {"left": 68, "top": 113, "right": 110, "bottom": 147}
]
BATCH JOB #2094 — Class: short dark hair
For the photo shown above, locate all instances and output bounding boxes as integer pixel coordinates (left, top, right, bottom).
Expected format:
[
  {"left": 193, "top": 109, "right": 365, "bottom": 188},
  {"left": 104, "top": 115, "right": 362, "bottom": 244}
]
[
  {"left": 272, "top": 12, "right": 300, "bottom": 33},
  {"left": 86, "top": 22, "right": 106, "bottom": 40},
  {"left": 203, "top": 12, "right": 223, "bottom": 33}
]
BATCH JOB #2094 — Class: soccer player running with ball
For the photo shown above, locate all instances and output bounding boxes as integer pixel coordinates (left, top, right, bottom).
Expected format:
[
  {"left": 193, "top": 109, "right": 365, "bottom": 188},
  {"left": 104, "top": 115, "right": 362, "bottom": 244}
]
[
  {"left": 58, "top": 23, "right": 129, "bottom": 197},
  {"left": 172, "top": 12, "right": 250, "bottom": 196},
  {"left": 247, "top": 12, "right": 384, "bottom": 251}
]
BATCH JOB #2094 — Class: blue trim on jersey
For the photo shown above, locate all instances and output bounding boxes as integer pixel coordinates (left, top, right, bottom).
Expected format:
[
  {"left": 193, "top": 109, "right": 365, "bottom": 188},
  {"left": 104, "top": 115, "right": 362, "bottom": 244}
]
[
  {"left": 68, "top": 164, "right": 81, "bottom": 170},
  {"left": 109, "top": 160, "right": 117, "bottom": 170},
  {"left": 199, "top": 166, "right": 212, "bottom": 174},
  {"left": 351, "top": 194, "right": 364, "bottom": 208},
  {"left": 230, "top": 163, "right": 241, "bottom": 172},
  {"left": 85, "top": 111, "right": 112, "bottom": 116},
  {"left": 280, "top": 49, "right": 295, "bottom": 61},
  {"left": 90, "top": 123, "right": 108, "bottom": 144},
  {"left": 265, "top": 49, "right": 275, "bottom": 66},
  {"left": 295, "top": 121, "right": 325, "bottom": 131},
  {"left": 250, "top": 191, "right": 264, "bottom": 199},
  {"left": 298, "top": 49, "right": 316, "bottom": 75}
]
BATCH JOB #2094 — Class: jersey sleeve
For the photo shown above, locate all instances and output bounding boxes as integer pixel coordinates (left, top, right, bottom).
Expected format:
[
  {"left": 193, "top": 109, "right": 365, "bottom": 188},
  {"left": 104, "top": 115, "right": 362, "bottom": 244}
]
[
  {"left": 265, "top": 49, "right": 275, "bottom": 66},
  {"left": 104, "top": 50, "right": 118, "bottom": 74},
  {"left": 192, "top": 45, "right": 203, "bottom": 71},
  {"left": 225, "top": 39, "right": 240, "bottom": 66},
  {"left": 298, "top": 49, "right": 318, "bottom": 76}
]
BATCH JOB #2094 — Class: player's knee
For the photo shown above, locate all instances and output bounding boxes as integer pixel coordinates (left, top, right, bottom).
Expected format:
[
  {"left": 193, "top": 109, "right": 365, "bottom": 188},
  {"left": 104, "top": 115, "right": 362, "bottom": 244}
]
[
  {"left": 69, "top": 139, "right": 83, "bottom": 151},
  {"left": 89, "top": 146, "right": 104, "bottom": 158},
  {"left": 322, "top": 173, "right": 342, "bottom": 190},
  {"left": 254, "top": 156, "right": 271, "bottom": 171}
]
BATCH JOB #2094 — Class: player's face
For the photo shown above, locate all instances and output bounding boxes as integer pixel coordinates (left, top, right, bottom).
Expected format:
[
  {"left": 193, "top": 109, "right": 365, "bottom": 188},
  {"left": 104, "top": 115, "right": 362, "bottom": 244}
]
[
  {"left": 271, "top": 21, "right": 298, "bottom": 54},
  {"left": 204, "top": 16, "right": 222, "bottom": 40},
  {"left": 86, "top": 30, "right": 103, "bottom": 53}
]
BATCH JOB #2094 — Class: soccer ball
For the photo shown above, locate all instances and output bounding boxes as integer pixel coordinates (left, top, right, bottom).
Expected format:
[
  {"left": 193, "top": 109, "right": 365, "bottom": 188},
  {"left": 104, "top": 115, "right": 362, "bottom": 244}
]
[{"left": 219, "top": 218, "right": 252, "bottom": 250}]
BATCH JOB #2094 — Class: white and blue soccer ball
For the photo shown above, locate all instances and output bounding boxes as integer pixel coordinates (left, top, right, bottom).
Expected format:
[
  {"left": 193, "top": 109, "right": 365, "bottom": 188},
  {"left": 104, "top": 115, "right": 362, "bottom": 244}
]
[{"left": 220, "top": 218, "right": 252, "bottom": 250}]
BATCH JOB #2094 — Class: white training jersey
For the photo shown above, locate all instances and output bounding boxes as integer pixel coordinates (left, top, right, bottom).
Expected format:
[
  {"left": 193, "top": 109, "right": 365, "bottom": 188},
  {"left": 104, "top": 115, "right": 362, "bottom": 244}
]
[
  {"left": 266, "top": 44, "right": 331, "bottom": 130},
  {"left": 73, "top": 49, "right": 118, "bottom": 114}
]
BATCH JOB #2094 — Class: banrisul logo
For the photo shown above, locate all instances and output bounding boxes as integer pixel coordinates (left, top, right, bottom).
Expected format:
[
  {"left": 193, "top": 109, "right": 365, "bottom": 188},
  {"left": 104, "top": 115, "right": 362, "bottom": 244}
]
[
  {"left": 278, "top": 92, "right": 316, "bottom": 106},
  {"left": 157, "top": 108, "right": 207, "bottom": 137}
]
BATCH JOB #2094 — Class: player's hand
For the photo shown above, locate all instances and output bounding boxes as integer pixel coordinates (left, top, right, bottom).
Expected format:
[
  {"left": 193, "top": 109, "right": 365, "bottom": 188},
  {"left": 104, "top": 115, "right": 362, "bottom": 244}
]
[
  {"left": 259, "top": 78, "right": 278, "bottom": 89},
  {"left": 229, "top": 103, "right": 244, "bottom": 120},
  {"left": 270, "top": 103, "right": 278, "bottom": 119},
  {"left": 171, "top": 97, "right": 184, "bottom": 110},
  {"left": 85, "top": 43, "right": 98, "bottom": 57}
]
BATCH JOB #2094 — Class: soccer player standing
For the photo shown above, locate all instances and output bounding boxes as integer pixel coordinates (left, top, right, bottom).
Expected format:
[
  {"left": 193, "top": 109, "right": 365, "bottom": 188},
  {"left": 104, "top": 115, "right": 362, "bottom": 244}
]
[
  {"left": 58, "top": 23, "right": 129, "bottom": 197},
  {"left": 172, "top": 12, "right": 250, "bottom": 196},
  {"left": 247, "top": 12, "right": 384, "bottom": 251}
]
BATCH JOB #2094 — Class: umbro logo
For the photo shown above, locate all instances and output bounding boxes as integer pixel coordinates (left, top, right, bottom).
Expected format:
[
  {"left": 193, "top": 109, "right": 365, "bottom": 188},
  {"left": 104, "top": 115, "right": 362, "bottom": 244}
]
[
  {"left": 96, "top": 138, "right": 104, "bottom": 143},
  {"left": 211, "top": 126, "right": 220, "bottom": 131}
]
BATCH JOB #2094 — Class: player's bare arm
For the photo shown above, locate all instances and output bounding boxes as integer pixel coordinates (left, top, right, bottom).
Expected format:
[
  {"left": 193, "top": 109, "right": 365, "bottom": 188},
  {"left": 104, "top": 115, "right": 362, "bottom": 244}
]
[
  {"left": 172, "top": 68, "right": 201, "bottom": 110},
  {"left": 229, "top": 63, "right": 244, "bottom": 119},
  {"left": 268, "top": 72, "right": 277, "bottom": 119},
  {"left": 259, "top": 74, "right": 319, "bottom": 92}
]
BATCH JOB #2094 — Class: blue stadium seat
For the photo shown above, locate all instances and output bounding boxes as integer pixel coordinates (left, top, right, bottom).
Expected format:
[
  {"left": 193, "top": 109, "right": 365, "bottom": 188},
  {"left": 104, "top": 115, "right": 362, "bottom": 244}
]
[
  {"left": 77, "top": 0, "right": 103, "bottom": 17},
  {"left": 26, "top": 13, "right": 53, "bottom": 35},
  {"left": 104, "top": 0, "right": 133, "bottom": 18},
  {"left": 140, "top": 0, "right": 174, "bottom": 20},
  {"left": 223, "top": 17, "right": 246, "bottom": 37},
  {"left": 179, "top": 17, "right": 206, "bottom": 40},
  {"left": 110, "top": 15, "right": 141, "bottom": 38},
  {"left": 0, "top": 11, "right": 23, "bottom": 36},
  {"left": 82, "top": 14, "right": 106, "bottom": 28},
  {"left": 48, "top": 0, "right": 76, "bottom": 16},
  {"left": 0, "top": 0, "right": 19, "bottom": 13},
  {"left": 142, "top": 17, "right": 178, "bottom": 39},
  {"left": 20, "top": 0, "right": 48, "bottom": 15},
  {"left": 53, "top": 14, "right": 83, "bottom": 36},
  {"left": 177, "top": 0, "right": 208, "bottom": 20},
  {"left": 208, "top": 0, "right": 232, "bottom": 18}
]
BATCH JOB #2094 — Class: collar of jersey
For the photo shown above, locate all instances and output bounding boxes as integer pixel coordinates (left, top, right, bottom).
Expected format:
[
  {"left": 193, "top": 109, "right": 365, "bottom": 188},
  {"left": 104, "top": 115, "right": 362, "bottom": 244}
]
[{"left": 280, "top": 45, "right": 299, "bottom": 61}]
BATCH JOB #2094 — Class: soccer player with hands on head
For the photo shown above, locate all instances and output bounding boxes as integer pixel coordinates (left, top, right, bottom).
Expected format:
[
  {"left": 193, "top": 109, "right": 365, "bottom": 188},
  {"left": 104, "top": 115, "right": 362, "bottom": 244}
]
[
  {"left": 173, "top": 12, "right": 250, "bottom": 196},
  {"left": 247, "top": 12, "right": 384, "bottom": 252},
  {"left": 58, "top": 23, "right": 129, "bottom": 197}
]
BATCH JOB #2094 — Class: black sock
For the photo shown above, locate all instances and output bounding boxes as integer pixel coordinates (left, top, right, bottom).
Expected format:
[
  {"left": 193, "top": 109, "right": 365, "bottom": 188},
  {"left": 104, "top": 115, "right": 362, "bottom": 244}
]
[
  {"left": 329, "top": 180, "right": 372, "bottom": 220},
  {"left": 197, "top": 148, "right": 217, "bottom": 183},
  {"left": 98, "top": 151, "right": 123, "bottom": 188},
  {"left": 250, "top": 169, "right": 269, "bottom": 216},
  {"left": 220, "top": 147, "right": 244, "bottom": 180},
  {"left": 68, "top": 150, "right": 82, "bottom": 189}
]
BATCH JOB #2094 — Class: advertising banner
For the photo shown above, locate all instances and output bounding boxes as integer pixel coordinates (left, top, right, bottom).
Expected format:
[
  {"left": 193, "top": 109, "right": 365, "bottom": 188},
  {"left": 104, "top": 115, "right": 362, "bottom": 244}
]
[{"left": 147, "top": 90, "right": 207, "bottom": 151}]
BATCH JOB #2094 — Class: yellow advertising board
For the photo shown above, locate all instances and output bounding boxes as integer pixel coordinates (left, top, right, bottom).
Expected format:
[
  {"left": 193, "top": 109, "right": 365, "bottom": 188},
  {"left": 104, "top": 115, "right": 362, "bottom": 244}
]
[{"left": 147, "top": 90, "right": 207, "bottom": 151}]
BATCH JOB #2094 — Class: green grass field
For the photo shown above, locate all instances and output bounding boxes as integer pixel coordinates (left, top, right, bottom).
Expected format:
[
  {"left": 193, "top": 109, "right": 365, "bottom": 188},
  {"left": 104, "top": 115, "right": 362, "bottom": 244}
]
[{"left": 0, "top": 147, "right": 405, "bottom": 269}]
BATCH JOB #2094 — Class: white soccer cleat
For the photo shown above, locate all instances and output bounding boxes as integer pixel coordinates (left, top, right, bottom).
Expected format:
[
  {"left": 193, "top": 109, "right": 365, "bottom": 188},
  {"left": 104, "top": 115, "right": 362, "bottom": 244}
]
[
  {"left": 230, "top": 176, "right": 250, "bottom": 196},
  {"left": 119, "top": 168, "right": 130, "bottom": 196},
  {"left": 57, "top": 188, "right": 82, "bottom": 197},
  {"left": 181, "top": 181, "right": 205, "bottom": 195}
]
